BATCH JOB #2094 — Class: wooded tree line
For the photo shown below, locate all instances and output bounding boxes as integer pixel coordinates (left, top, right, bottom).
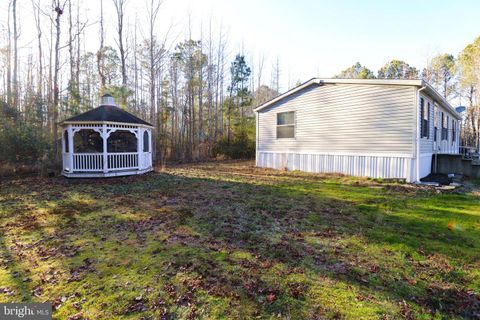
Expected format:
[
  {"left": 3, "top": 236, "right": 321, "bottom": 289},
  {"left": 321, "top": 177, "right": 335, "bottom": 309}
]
[
  {"left": 335, "top": 38, "right": 480, "bottom": 149},
  {"left": 0, "top": 0, "right": 278, "bottom": 166},
  {"left": 2, "top": 0, "right": 480, "bottom": 168}
]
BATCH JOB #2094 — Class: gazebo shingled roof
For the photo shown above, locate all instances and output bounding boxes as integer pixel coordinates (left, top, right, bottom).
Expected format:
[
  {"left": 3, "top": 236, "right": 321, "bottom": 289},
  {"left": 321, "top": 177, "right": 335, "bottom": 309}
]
[{"left": 64, "top": 105, "right": 152, "bottom": 126}]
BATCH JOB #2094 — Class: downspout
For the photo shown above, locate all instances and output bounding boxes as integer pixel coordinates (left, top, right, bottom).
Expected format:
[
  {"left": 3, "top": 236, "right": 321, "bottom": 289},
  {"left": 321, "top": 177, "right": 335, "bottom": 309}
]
[{"left": 416, "top": 85, "right": 426, "bottom": 182}]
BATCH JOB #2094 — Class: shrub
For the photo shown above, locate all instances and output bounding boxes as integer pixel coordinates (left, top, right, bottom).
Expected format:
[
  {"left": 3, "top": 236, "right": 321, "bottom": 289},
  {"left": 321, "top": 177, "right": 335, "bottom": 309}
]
[
  {"left": 213, "top": 117, "right": 256, "bottom": 159},
  {"left": 213, "top": 134, "right": 255, "bottom": 159},
  {"left": 0, "top": 121, "right": 51, "bottom": 164}
]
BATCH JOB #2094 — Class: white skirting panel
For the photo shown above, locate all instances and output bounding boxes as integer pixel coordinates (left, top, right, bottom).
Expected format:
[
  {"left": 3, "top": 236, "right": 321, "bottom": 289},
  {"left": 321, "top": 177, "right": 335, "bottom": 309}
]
[
  {"left": 418, "top": 154, "right": 433, "bottom": 179},
  {"left": 257, "top": 151, "right": 414, "bottom": 181}
]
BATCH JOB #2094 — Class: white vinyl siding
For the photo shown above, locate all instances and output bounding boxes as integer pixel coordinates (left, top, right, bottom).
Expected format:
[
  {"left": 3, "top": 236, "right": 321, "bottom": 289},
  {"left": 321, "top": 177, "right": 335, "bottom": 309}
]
[
  {"left": 419, "top": 93, "right": 460, "bottom": 155},
  {"left": 258, "top": 83, "right": 416, "bottom": 155}
]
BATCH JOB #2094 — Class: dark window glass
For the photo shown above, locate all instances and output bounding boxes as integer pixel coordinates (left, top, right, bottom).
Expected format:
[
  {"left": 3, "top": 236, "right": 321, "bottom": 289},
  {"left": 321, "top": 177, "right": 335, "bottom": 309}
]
[
  {"left": 420, "top": 99, "right": 430, "bottom": 138},
  {"left": 441, "top": 112, "right": 448, "bottom": 140},
  {"left": 445, "top": 116, "right": 450, "bottom": 140},
  {"left": 107, "top": 130, "right": 137, "bottom": 153},
  {"left": 64, "top": 130, "right": 69, "bottom": 153},
  {"left": 277, "top": 111, "right": 295, "bottom": 125},
  {"left": 74, "top": 129, "right": 103, "bottom": 153},
  {"left": 277, "top": 126, "right": 295, "bottom": 139},
  {"left": 452, "top": 119, "right": 456, "bottom": 142},
  {"left": 420, "top": 98, "right": 425, "bottom": 138},
  {"left": 426, "top": 102, "right": 431, "bottom": 139},
  {"left": 143, "top": 131, "right": 149, "bottom": 152},
  {"left": 277, "top": 111, "right": 295, "bottom": 139}
]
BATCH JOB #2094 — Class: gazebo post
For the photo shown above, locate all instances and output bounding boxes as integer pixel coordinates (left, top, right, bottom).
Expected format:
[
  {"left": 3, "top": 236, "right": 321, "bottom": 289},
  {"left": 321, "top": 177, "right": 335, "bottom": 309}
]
[
  {"left": 68, "top": 125, "right": 74, "bottom": 172},
  {"left": 137, "top": 128, "right": 143, "bottom": 170},
  {"left": 102, "top": 124, "right": 108, "bottom": 173},
  {"left": 149, "top": 130, "right": 153, "bottom": 166}
]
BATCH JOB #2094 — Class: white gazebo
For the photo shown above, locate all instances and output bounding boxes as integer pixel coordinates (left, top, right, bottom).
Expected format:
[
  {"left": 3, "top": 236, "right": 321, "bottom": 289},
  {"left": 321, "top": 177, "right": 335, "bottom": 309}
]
[{"left": 60, "top": 94, "right": 153, "bottom": 178}]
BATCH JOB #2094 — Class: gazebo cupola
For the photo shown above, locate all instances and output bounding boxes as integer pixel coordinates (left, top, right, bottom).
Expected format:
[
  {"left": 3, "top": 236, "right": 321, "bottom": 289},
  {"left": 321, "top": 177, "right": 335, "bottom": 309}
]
[{"left": 60, "top": 94, "right": 153, "bottom": 178}]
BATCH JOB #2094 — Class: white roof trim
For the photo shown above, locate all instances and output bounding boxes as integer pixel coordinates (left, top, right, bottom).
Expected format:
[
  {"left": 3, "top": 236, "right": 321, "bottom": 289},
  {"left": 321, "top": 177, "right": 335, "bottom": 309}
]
[
  {"left": 254, "top": 78, "right": 461, "bottom": 120},
  {"left": 61, "top": 120, "right": 154, "bottom": 128},
  {"left": 253, "top": 78, "right": 322, "bottom": 112},
  {"left": 321, "top": 78, "right": 423, "bottom": 86}
]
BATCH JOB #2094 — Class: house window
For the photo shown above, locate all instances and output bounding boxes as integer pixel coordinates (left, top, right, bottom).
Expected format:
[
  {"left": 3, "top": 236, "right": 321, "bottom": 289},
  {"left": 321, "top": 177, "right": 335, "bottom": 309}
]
[
  {"left": 452, "top": 119, "right": 456, "bottom": 142},
  {"left": 441, "top": 112, "right": 448, "bottom": 140},
  {"left": 434, "top": 108, "right": 438, "bottom": 142},
  {"left": 420, "top": 98, "right": 430, "bottom": 138},
  {"left": 277, "top": 111, "right": 295, "bottom": 139},
  {"left": 446, "top": 116, "right": 450, "bottom": 141}
]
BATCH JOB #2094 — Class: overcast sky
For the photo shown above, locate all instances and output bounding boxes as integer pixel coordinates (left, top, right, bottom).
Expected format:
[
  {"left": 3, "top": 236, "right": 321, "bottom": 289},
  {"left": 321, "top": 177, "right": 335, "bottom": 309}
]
[{"left": 1, "top": 0, "right": 480, "bottom": 92}]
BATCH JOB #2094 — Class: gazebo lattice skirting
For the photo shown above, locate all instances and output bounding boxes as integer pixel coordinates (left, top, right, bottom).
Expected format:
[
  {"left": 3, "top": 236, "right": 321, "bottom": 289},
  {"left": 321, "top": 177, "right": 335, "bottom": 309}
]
[{"left": 61, "top": 94, "right": 153, "bottom": 178}]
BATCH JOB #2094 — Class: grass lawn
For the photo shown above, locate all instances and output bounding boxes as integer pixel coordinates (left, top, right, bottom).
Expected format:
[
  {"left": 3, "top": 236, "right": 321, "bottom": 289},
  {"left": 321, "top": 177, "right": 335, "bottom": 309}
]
[{"left": 1, "top": 160, "right": 480, "bottom": 319}]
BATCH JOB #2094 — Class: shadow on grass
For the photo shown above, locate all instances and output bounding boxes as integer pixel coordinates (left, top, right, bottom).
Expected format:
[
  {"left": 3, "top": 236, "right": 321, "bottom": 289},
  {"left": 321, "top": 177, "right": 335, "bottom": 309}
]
[
  {"left": 1, "top": 168, "right": 479, "bottom": 318},
  {"left": 0, "top": 233, "right": 33, "bottom": 301}
]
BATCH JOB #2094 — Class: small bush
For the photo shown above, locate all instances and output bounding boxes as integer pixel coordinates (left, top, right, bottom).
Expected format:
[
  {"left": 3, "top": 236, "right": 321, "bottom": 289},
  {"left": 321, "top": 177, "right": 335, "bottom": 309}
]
[
  {"left": 213, "top": 133, "right": 255, "bottom": 159},
  {"left": 213, "top": 116, "right": 255, "bottom": 159},
  {"left": 0, "top": 122, "right": 51, "bottom": 164}
]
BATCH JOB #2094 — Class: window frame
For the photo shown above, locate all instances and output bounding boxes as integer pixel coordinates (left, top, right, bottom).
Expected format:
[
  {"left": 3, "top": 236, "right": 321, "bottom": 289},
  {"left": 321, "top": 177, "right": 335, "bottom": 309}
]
[
  {"left": 441, "top": 112, "right": 448, "bottom": 141},
  {"left": 452, "top": 119, "right": 456, "bottom": 143},
  {"left": 421, "top": 100, "right": 431, "bottom": 139},
  {"left": 276, "top": 111, "right": 296, "bottom": 139},
  {"left": 446, "top": 115, "right": 450, "bottom": 141}
]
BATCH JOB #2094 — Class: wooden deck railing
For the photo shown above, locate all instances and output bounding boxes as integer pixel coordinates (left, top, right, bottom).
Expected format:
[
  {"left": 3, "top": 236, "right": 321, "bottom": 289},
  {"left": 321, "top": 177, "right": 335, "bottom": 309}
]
[
  {"left": 459, "top": 146, "right": 479, "bottom": 160},
  {"left": 68, "top": 152, "right": 151, "bottom": 172},
  {"left": 107, "top": 152, "right": 139, "bottom": 170},
  {"left": 73, "top": 153, "right": 104, "bottom": 171}
]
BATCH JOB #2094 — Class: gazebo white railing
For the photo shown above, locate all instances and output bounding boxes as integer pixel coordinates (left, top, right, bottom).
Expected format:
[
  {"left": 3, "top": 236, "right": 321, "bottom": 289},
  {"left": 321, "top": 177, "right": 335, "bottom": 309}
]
[{"left": 61, "top": 95, "right": 154, "bottom": 178}]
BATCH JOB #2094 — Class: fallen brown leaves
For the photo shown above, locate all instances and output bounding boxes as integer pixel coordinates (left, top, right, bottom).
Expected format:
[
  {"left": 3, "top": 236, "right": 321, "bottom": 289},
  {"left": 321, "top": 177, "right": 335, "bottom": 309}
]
[{"left": 68, "top": 258, "right": 95, "bottom": 282}]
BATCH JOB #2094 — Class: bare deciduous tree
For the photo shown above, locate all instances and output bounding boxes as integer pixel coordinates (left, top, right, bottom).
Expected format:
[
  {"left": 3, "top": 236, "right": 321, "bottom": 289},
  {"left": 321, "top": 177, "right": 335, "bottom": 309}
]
[{"left": 112, "top": 0, "right": 128, "bottom": 88}]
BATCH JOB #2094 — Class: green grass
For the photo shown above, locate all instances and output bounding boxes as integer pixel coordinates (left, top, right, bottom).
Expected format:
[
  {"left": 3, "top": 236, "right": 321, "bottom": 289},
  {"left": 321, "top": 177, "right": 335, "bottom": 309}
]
[{"left": 1, "top": 160, "right": 479, "bottom": 319}]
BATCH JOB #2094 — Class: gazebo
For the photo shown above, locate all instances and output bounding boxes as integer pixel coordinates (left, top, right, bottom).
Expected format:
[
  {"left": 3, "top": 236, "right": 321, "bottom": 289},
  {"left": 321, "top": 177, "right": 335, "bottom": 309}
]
[{"left": 60, "top": 94, "right": 153, "bottom": 178}]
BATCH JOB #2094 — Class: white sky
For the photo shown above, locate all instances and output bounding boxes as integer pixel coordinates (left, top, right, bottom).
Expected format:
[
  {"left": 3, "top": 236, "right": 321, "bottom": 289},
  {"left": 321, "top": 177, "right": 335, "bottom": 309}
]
[{"left": 1, "top": 0, "right": 480, "bottom": 93}]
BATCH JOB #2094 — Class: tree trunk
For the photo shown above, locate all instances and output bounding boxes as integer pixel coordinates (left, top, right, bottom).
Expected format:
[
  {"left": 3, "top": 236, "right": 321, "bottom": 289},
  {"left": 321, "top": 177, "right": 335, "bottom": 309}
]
[
  {"left": 33, "top": 0, "right": 43, "bottom": 99},
  {"left": 12, "top": 0, "right": 18, "bottom": 110},
  {"left": 53, "top": 1, "right": 64, "bottom": 161},
  {"left": 68, "top": 0, "right": 75, "bottom": 113},
  {"left": 113, "top": 0, "right": 127, "bottom": 89},
  {"left": 75, "top": 0, "right": 81, "bottom": 108},
  {"left": 6, "top": 1, "right": 12, "bottom": 108},
  {"left": 32, "top": 0, "right": 44, "bottom": 130},
  {"left": 97, "top": 0, "right": 106, "bottom": 89}
]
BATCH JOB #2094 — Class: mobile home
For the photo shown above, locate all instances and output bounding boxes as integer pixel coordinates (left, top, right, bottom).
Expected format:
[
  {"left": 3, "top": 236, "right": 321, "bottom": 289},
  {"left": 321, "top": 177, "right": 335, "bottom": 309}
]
[{"left": 254, "top": 79, "right": 461, "bottom": 182}]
